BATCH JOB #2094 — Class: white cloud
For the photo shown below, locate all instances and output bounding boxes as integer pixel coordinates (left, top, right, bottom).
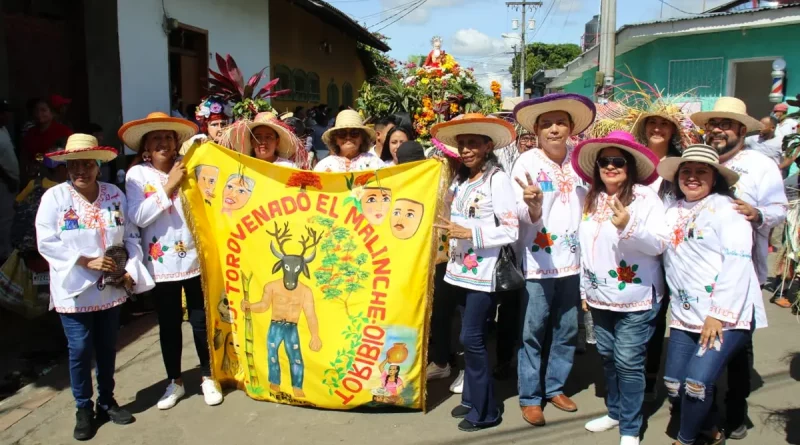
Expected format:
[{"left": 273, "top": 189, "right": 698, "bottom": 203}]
[
  {"left": 445, "top": 29, "right": 518, "bottom": 97},
  {"left": 376, "top": 0, "right": 474, "bottom": 26},
  {"left": 450, "top": 28, "right": 509, "bottom": 56},
  {"left": 557, "top": 0, "right": 583, "bottom": 13}
]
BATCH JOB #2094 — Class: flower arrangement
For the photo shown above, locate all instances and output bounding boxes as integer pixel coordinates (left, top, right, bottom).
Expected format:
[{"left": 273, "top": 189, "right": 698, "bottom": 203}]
[{"left": 490, "top": 81, "right": 501, "bottom": 102}]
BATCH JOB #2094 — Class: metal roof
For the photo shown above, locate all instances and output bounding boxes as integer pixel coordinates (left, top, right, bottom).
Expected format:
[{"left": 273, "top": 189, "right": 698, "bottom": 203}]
[
  {"left": 617, "top": 2, "right": 800, "bottom": 30},
  {"left": 293, "top": 0, "right": 391, "bottom": 52}
]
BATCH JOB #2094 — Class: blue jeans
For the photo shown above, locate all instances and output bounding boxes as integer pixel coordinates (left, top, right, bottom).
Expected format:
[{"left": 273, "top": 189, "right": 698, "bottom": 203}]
[
  {"left": 59, "top": 306, "right": 122, "bottom": 410},
  {"left": 267, "top": 321, "right": 304, "bottom": 388},
  {"left": 664, "top": 327, "right": 752, "bottom": 445},
  {"left": 518, "top": 275, "right": 580, "bottom": 406},
  {"left": 591, "top": 297, "right": 660, "bottom": 436},
  {"left": 460, "top": 290, "right": 500, "bottom": 425}
]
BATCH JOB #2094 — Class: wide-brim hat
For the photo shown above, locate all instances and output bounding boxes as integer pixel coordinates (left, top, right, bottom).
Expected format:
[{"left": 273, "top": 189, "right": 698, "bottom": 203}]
[
  {"left": 513, "top": 93, "right": 596, "bottom": 136},
  {"left": 631, "top": 110, "right": 683, "bottom": 145},
  {"left": 47, "top": 133, "right": 118, "bottom": 162},
  {"left": 118, "top": 111, "right": 198, "bottom": 151},
  {"left": 239, "top": 112, "right": 298, "bottom": 158},
  {"left": 430, "top": 113, "right": 516, "bottom": 149},
  {"left": 657, "top": 144, "right": 739, "bottom": 186},
  {"left": 322, "top": 110, "right": 376, "bottom": 147},
  {"left": 431, "top": 138, "right": 459, "bottom": 158},
  {"left": 690, "top": 97, "right": 761, "bottom": 131},
  {"left": 489, "top": 96, "right": 524, "bottom": 118},
  {"left": 572, "top": 130, "right": 659, "bottom": 185}
]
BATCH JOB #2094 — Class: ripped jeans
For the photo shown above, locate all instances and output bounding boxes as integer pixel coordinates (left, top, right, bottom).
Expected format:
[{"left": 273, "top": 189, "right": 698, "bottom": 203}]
[
  {"left": 267, "top": 321, "right": 304, "bottom": 389},
  {"left": 663, "top": 327, "right": 752, "bottom": 445}
]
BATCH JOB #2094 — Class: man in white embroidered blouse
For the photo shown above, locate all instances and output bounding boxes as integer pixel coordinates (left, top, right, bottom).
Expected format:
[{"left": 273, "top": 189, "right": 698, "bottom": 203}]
[
  {"left": 510, "top": 93, "right": 596, "bottom": 427},
  {"left": 691, "top": 97, "right": 787, "bottom": 439}
]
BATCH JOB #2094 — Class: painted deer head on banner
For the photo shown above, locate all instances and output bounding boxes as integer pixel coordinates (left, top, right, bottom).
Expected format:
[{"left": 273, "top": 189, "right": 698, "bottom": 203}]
[{"left": 266, "top": 222, "right": 324, "bottom": 290}]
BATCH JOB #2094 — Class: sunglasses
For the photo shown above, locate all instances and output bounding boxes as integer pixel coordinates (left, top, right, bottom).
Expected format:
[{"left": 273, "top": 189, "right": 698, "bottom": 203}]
[
  {"left": 333, "top": 129, "right": 362, "bottom": 139},
  {"left": 597, "top": 156, "right": 627, "bottom": 169}
]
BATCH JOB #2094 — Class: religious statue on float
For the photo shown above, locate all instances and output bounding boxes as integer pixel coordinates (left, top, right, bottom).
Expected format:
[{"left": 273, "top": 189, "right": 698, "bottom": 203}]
[{"left": 423, "top": 36, "right": 445, "bottom": 67}]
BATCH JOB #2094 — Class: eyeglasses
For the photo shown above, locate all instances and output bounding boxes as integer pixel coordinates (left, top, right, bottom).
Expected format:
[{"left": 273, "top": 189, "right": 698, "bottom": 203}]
[
  {"left": 596, "top": 157, "right": 627, "bottom": 169},
  {"left": 706, "top": 119, "right": 736, "bottom": 131},
  {"left": 333, "top": 129, "right": 362, "bottom": 139}
]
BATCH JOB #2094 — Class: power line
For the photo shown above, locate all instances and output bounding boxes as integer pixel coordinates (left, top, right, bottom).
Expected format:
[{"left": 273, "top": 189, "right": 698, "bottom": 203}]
[
  {"left": 357, "top": 0, "right": 420, "bottom": 20},
  {"left": 367, "top": 0, "right": 425, "bottom": 29},
  {"left": 656, "top": 0, "right": 704, "bottom": 15},
  {"left": 527, "top": 0, "right": 556, "bottom": 42},
  {"left": 372, "top": 0, "right": 428, "bottom": 32}
]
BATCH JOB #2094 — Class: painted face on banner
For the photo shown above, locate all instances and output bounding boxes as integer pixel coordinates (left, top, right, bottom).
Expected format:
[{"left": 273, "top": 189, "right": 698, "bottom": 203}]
[
  {"left": 196, "top": 165, "right": 220, "bottom": 200},
  {"left": 390, "top": 198, "right": 425, "bottom": 239},
  {"left": 361, "top": 187, "right": 393, "bottom": 226},
  {"left": 222, "top": 175, "right": 254, "bottom": 213}
]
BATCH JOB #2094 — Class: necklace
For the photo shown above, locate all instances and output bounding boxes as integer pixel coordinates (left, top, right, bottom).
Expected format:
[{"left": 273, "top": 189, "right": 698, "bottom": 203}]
[{"left": 671, "top": 196, "right": 711, "bottom": 248}]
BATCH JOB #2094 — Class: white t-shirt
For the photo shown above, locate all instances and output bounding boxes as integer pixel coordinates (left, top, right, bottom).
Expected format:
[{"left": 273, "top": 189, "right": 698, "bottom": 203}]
[
  {"left": 313, "top": 152, "right": 384, "bottom": 173},
  {"left": 744, "top": 134, "right": 782, "bottom": 165}
]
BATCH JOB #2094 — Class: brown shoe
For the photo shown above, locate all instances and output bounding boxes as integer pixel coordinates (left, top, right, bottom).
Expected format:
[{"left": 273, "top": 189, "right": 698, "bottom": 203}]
[
  {"left": 521, "top": 405, "right": 545, "bottom": 426},
  {"left": 774, "top": 297, "right": 792, "bottom": 308},
  {"left": 548, "top": 394, "right": 578, "bottom": 412}
]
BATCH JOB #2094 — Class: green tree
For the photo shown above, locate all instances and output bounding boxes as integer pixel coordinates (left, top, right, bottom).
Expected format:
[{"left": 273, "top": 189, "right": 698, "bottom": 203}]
[
  {"left": 508, "top": 42, "right": 581, "bottom": 91},
  {"left": 357, "top": 33, "right": 394, "bottom": 83}
]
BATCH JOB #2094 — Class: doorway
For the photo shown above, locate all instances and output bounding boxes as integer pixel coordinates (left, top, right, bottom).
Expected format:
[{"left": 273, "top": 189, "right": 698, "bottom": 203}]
[
  {"left": 730, "top": 58, "right": 776, "bottom": 123},
  {"left": 168, "top": 24, "right": 208, "bottom": 119}
]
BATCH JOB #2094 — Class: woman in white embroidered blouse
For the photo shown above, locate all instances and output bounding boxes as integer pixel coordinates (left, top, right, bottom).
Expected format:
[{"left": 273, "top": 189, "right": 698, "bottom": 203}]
[
  {"left": 431, "top": 113, "right": 518, "bottom": 432},
  {"left": 227, "top": 112, "right": 297, "bottom": 168},
  {"left": 657, "top": 145, "right": 766, "bottom": 445},
  {"left": 313, "top": 110, "right": 384, "bottom": 173},
  {"left": 572, "top": 131, "right": 667, "bottom": 445},
  {"left": 35, "top": 134, "right": 154, "bottom": 439},
  {"left": 119, "top": 112, "right": 224, "bottom": 410}
]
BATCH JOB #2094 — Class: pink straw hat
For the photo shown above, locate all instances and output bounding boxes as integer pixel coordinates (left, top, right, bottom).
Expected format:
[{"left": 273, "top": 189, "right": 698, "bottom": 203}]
[{"left": 572, "top": 130, "right": 660, "bottom": 185}]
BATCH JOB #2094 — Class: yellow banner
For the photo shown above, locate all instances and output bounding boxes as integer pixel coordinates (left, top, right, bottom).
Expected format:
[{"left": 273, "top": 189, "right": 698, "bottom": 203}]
[{"left": 182, "top": 143, "right": 440, "bottom": 410}]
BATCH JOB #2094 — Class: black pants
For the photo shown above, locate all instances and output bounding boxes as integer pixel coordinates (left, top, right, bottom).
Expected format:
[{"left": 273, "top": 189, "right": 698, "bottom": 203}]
[
  {"left": 645, "top": 293, "right": 670, "bottom": 378},
  {"left": 429, "top": 263, "right": 462, "bottom": 366},
  {"left": 155, "top": 276, "right": 211, "bottom": 379},
  {"left": 496, "top": 289, "right": 521, "bottom": 365},
  {"left": 725, "top": 337, "right": 754, "bottom": 429}
]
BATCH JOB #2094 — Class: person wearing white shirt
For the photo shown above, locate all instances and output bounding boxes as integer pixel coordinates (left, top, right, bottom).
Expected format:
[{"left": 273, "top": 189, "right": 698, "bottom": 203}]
[
  {"left": 379, "top": 125, "right": 414, "bottom": 167},
  {"left": 35, "top": 134, "right": 154, "bottom": 440},
  {"left": 657, "top": 144, "right": 766, "bottom": 445},
  {"left": 118, "top": 112, "right": 225, "bottom": 410},
  {"left": 744, "top": 116, "right": 782, "bottom": 165},
  {"left": 572, "top": 131, "right": 667, "bottom": 445},
  {"left": 233, "top": 112, "right": 298, "bottom": 168},
  {"left": 510, "top": 93, "right": 596, "bottom": 426},
  {"left": 691, "top": 97, "right": 788, "bottom": 438},
  {"left": 773, "top": 102, "right": 798, "bottom": 138},
  {"left": 431, "top": 113, "right": 518, "bottom": 432},
  {"left": 314, "top": 110, "right": 384, "bottom": 173}
]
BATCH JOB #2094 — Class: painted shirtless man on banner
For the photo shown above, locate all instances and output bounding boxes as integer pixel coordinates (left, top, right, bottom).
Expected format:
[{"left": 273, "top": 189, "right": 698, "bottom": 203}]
[{"left": 241, "top": 223, "right": 324, "bottom": 398}]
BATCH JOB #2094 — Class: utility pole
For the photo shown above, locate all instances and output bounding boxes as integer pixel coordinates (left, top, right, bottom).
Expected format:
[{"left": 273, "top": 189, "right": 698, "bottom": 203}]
[
  {"left": 598, "top": 0, "right": 617, "bottom": 103},
  {"left": 507, "top": 1, "right": 542, "bottom": 98}
]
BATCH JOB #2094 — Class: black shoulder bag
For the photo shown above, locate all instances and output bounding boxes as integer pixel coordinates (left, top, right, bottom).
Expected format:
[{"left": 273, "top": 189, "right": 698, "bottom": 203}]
[{"left": 489, "top": 171, "right": 525, "bottom": 291}]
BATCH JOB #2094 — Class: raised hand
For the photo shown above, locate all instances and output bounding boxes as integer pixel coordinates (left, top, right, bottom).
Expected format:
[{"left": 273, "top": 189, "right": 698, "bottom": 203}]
[
  {"left": 434, "top": 217, "right": 473, "bottom": 240},
  {"left": 164, "top": 160, "right": 187, "bottom": 195},
  {"left": 514, "top": 172, "right": 543, "bottom": 222},
  {"left": 609, "top": 196, "right": 631, "bottom": 230}
]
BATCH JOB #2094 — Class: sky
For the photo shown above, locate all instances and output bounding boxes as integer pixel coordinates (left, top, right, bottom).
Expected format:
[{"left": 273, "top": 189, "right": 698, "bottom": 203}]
[{"left": 331, "top": 0, "right": 731, "bottom": 95}]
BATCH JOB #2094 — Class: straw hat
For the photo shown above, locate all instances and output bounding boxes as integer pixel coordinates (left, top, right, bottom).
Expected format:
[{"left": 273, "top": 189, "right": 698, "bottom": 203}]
[
  {"left": 572, "top": 130, "right": 659, "bottom": 185},
  {"left": 489, "top": 96, "right": 524, "bottom": 118},
  {"left": 118, "top": 111, "right": 198, "bottom": 151},
  {"left": 237, "top": 112, "right": 298, "bottom": 158},
  {"left": 690, "top": 97, "right": 761, "bottom": 131},
  {"left": 322, "top": 110, "right": 376, "bottom": 147},
  {"left": 430, "top": 113, "right": 516, "bottom": 149},
  {"left": 630, "top": 104, "right": 684, "bottom": 145},
  {"left": 513, "top": 93, "right": 596, "bottom": 136},
  {"left": 46, "top": 133, "right": 118, "bottom": 162},
  {"left": 657, "top": 144, "right": 739, "bottom": 186},
  {"left": 431, "top": 137, "right": 459, "bottom": 158}
]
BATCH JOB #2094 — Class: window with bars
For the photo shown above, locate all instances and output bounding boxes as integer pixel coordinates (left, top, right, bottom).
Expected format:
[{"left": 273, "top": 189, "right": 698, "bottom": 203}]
[
  {"left": 342, "top": 82, "right": 353, "bottom": 108},
  {"left": 273, "top": 65, "right": 292, "bottom": 101},
  {"left": 327, "top": 82, "right": 339, "bottom": 110},
  {"left": 308, "top": 72, "right": 320, "bottom": 102},
  {"left": 293, "top": 69, "right": 307, "bottom": 101},
  {"left": 667, "top": 58, "right": 724, "bottom": 98}
]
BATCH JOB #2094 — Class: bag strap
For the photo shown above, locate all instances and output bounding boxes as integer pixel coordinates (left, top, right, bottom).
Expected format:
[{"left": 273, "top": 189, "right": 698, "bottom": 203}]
[{"left": 488, "top": 168, "right": 500, "bottom": 227}]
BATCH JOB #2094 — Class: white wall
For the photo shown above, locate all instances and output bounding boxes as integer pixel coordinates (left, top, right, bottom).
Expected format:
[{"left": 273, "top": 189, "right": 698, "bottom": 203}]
[{"left": 117, "top": 0, "right": 270, "bottom": 124}]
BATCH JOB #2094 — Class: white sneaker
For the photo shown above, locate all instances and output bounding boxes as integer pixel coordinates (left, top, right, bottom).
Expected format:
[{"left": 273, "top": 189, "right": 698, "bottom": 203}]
[
  {"left": 201, "top": 378, "right": 223, "bottom": 406},
  {"left": 449, "top": 370, "right": 464, "bottom": 394},
  {"left": 157, "top": 380, "right": 185, "bottom": 410},
  {"left": 585, "top": 414, "right": 619, "bottom": 432},
  {"left": 426, "top": 362, "right": 451, "bottom": 380},
  {"left": 620, "top": 436, "right": 639, "bottom": 445}
]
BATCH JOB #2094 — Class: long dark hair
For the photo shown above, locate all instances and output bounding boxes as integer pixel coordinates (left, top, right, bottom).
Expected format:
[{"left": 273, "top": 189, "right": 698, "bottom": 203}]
[
  {"left": 385, "top": 365, "right": 400, "bottom": 385},
  {"left": 455, "top": 135, "right": 502, "bottom": 184},
  {"left": 381, "top": 125, "right": 416, "bottom": 162},
  {"left": 584, "top": 149, "right": 638, "bottom": 215},
  {"left": 671, "top": 166, "right": 736, "bottom": 201}
]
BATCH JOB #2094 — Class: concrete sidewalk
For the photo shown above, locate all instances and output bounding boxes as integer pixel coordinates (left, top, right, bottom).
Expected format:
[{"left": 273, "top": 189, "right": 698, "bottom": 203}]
[{"left": 1, "top": 297, "right": 799, "bottom": 445}]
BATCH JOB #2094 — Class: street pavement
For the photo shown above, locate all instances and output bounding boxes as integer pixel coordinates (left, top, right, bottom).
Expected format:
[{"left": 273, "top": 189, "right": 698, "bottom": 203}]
[{"left": 1, "top": 293, "right": 799, "bottom": 445}]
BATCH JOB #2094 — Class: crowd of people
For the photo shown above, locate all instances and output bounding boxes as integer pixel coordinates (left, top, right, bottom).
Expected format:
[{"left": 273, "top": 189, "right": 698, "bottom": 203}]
[{"left": 0, "top": 87, "right": 796, "bottom": 445}]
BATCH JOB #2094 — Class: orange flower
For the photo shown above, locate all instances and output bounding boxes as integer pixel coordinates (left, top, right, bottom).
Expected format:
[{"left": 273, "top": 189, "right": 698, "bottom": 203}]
[
  {"left": 354, "top": 173, "right": 375, "bottom": 187},
  {"left": 534, "top": 231, "right": 554, "bottom": 249},
  {"left": 617, "top": 265, "right": 636, "bottom": 283}
]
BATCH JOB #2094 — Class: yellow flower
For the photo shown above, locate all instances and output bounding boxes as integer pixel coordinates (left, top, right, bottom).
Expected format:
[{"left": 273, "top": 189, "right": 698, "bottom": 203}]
[
  {"left": 421, "top": 78, "right": 430, "bottom": 84},
  {"left": 450, "top": 103, "right": 459, "bottom": 113}
]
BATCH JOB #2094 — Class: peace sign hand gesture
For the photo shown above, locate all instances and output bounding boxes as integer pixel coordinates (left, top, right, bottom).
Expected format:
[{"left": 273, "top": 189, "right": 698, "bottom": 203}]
[
  {"left": 514, "top": 172, "right": 543, "bottom": 222},
  {"left": 434, "top": 217, "right": 473, "bottom": 240},
  {"left": 609, "top": 197, "right": 631, "bottom": 231}
]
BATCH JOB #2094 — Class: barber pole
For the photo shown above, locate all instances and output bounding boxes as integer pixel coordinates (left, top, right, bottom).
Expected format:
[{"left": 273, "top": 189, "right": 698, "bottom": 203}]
[{"left": 770, "top": 58, "right": 787, "bottom": 104}]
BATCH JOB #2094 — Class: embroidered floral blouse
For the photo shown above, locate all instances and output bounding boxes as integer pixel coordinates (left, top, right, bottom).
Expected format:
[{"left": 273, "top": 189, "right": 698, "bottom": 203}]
[
  {"left": 444, "top": 169, "right": 519, "bottom": 292},
  {"left": 35, "top": 182, "right": 154, "bottom": 313},
  {"left": 579, "top": 185, "right": 669, "bottom": 312},
  {"left": 663, "top": 193, "right": 767, "bottom": 333},
  {"left": 723, "top": 149, "right": 788, "bottom": 284},
  {"left": 125, "top": 162, "right": 200, "bottom": 282},
  {"left": 272, "top": 157, "right": 296, "bottom": 168},
  {"left": 313, "top": 152, "right": 384, "bottom": 173},
  {"left": 511, "top": 148, "right": 586, "bottom": 279}
]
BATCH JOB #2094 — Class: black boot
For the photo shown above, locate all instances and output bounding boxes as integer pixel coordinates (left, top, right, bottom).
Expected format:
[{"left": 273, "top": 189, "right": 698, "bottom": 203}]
[
  {"left": 96, "top": 402, "right": 134, "bottom": 425},
  {"left": 74, "top": 407, "right": 95, "bottom": 441}
]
